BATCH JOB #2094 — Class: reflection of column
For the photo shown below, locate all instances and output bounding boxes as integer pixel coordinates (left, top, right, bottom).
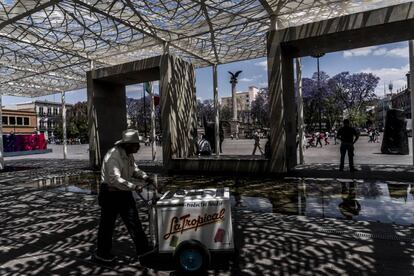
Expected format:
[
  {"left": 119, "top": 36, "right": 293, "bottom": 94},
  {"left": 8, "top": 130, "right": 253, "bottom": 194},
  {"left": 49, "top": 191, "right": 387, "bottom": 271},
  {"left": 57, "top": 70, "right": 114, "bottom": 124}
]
[
  {"left": 0, "top": 93, "right": 4, "bottom": 170},
  {"left": 409, "top": 41, "right": 414, "bottom": 166},
  {"left": 296, "top": 58, "right": 304, "bottom": 164}
]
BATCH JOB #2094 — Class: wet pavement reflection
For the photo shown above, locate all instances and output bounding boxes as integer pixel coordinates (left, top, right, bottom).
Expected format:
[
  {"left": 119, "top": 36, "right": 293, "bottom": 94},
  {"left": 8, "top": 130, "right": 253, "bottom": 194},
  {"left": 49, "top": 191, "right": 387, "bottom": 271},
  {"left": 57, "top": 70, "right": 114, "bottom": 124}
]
[{"left": 21, "top": 173, "right": 414, "bottom": 226}]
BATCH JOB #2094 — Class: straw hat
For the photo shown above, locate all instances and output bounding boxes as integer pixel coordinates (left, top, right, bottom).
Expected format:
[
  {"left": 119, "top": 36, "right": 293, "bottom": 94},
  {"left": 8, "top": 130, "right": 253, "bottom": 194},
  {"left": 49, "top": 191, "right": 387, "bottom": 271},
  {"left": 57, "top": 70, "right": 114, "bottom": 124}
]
[{"left": 114, "top": 129, "right": 141, "bottom": 146}]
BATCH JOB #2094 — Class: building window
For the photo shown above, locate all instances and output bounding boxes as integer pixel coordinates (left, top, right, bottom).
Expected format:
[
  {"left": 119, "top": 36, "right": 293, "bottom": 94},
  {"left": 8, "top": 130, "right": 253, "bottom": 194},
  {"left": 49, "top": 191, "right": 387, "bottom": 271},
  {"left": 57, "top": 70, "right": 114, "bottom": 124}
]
[
  {"left": 47, "top": 107, "right": 51, "bottom": 115},
  {"left": 24, "top": 117, "right": 29, "bottom": 126},
  {"left": 9, "top": 117, "right": 16, "bottom": 125},
  {"left": 39, "top": 107, "right": 44, "bottom": 115},
  {"left": 2, "top": 116, "right": 8, "bottom": 125},
  {"left": 16, "top": 117, "right": 23, "bottom": 125},
  {"left": 53, "top": 108, "right": 58, "bottom": 115},
  {"left": 47, "top": 121, "right": 51, "bottom": 128},
  {"left": 40, "top": 121, "right": 45, "bottom": 129}
]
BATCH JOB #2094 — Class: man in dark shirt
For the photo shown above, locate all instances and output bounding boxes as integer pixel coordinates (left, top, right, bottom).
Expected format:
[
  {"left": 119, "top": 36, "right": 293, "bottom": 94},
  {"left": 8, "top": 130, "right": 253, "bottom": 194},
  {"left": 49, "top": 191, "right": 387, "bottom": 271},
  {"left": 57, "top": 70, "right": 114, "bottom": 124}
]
[{"left": 337, "top": 119, "right": 359, "bottom": 171}]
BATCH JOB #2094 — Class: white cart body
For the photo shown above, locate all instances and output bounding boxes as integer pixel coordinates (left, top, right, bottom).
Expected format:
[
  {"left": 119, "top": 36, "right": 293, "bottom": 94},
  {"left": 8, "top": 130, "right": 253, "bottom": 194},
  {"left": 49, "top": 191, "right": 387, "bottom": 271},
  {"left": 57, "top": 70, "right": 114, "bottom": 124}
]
[{"left": 154, "top": 187, "right": 234, "bottom": 253}]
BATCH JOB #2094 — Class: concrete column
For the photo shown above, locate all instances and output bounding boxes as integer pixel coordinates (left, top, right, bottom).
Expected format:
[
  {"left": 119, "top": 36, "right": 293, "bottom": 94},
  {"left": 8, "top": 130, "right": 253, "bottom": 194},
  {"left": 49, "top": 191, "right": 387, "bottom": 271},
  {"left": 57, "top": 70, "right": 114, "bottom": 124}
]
[
  {"left": 213, "top": 64, "right": 220, "bottom": 157},
  {"left": 267, "top": 27, "right": 287, "bottom": 172},
  {"left": 283, "top": 49, "right": 297, "bottom": 170},
  {"left": 409, "top": 41, "right": 414, "bottom": 166},
  {"left": 149, "top": 83, "right": 157, "bottom": 161},
  {"left": 0, "top": 93, "right": 4, "bottom": 170},
  {"left": 88, "top": 60, "right": 100, "bottom": 168},
  {"left": 296, "top": 58, "right": 304, "bottom": 165},
  {"left": 61, "top": 91, "right": 67, "bottom": 159}
]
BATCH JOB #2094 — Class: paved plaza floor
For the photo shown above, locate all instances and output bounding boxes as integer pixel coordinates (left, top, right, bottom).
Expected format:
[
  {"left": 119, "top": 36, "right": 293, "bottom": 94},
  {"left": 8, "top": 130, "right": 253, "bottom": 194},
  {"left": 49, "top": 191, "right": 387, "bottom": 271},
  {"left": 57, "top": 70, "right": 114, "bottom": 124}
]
[
  {"left": 1, "top": 138, "right": 414, "bottom": 275},
  {"left": 5, "top": 136, "right": 412, "bottom": 166}
]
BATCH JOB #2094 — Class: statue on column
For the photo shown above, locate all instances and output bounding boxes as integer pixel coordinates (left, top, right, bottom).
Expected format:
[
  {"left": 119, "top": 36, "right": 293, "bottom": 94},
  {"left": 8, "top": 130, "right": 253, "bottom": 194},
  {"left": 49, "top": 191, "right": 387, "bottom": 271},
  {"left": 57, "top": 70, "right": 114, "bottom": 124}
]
[{"left": 228, "top": 71, "right": 242, "bottom": 138}]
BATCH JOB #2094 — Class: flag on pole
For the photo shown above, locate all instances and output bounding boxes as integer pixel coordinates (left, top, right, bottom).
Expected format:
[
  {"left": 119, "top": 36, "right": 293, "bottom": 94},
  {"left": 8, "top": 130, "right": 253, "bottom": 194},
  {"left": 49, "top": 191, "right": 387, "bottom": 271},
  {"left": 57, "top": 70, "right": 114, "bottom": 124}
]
[{"left": 144, "top": 82, "right": 152, "bottom": 94}]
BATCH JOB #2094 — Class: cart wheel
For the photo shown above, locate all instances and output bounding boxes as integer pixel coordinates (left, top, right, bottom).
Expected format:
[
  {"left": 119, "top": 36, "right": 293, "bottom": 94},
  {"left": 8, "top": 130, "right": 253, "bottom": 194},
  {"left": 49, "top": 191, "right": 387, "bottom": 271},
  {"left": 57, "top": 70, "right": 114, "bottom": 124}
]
[{"left": 173, "top": 239, "right": 210, "bottom": 275}]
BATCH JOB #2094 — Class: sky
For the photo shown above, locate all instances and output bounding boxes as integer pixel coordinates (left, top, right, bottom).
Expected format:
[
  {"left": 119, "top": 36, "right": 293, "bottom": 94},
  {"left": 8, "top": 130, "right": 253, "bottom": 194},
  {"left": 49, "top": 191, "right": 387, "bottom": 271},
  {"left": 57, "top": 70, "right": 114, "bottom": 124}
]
[{"left": 2, "top": 41, "right": 410, "bottom": 106}]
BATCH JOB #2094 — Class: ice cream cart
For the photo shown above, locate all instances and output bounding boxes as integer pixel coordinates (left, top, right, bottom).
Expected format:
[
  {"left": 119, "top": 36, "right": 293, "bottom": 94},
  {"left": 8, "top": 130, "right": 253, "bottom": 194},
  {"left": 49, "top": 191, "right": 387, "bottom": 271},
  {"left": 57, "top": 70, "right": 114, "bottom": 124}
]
[{"left": 140, "top": 187, "right": 234, "bottom": 274}]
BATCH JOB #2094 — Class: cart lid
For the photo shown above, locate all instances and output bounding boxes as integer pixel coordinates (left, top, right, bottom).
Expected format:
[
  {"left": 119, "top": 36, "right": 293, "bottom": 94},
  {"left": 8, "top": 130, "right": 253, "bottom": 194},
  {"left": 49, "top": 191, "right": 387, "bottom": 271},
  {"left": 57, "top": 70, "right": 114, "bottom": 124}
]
[{"left": 157, "top": 187, "right": 230, "bottom": 206}]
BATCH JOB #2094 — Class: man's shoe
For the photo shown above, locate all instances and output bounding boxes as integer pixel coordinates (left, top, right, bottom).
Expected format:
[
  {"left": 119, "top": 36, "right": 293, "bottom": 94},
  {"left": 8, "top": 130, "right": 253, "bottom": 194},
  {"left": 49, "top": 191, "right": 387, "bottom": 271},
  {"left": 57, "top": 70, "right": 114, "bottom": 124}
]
[
  {"left": 93, "top": 253, "right": 116, "bottom": 263},
  {"left": 350, "top": 168, "right": 358, "bottom": 172}
]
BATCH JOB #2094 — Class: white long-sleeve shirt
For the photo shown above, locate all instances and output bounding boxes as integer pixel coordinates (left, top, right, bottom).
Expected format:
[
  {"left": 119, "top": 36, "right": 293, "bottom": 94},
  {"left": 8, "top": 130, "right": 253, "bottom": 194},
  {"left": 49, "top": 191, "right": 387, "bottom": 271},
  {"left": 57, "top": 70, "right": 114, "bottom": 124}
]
[{"left": 101, "top": 146, "right": 148, "bottom": 191}]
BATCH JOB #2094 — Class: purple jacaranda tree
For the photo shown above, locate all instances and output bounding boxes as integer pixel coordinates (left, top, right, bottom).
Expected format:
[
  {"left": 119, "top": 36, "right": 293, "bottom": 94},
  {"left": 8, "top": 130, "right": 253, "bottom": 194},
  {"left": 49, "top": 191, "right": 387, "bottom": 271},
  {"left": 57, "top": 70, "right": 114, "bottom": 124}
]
[
  {"left": 328, "top": 72, "right": 379, "bottom": 125},
  {"left": 302, "top": 71, "right": 332, "bottom": 130}
]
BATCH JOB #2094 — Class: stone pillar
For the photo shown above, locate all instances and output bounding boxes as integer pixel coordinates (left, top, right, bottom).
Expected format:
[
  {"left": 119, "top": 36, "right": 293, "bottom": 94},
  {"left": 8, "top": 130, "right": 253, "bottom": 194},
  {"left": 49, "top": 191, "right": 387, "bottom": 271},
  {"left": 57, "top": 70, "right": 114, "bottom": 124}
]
[
  {"left": 87, "top": 60, "right": 100, "bottom": 169},
  {"left": 267, "top": 29, "right": 287, "bottom": 173},
  {"left": 213, "top": 64, "right": 220, "bottom": 157},
  {"left": 409, "top": 41, "right": 414, "bottom": 165},
  {"left": 0, "top": 93, "right": 4, "bottom": 170},
  {"left": 160, "top": 54, "right": 197, "bottom": 165},
  {"left": 296, "top": 58, "right": 304, "bottom": 165},
  {"left": 88, "top": 80, "right": 127, "bottom": 166},
  {"left": 61, "top": 91, "right": 67, "bottom": 160},
  {"left": 283, "top": 49, "right": 297, "bottom": 170}
]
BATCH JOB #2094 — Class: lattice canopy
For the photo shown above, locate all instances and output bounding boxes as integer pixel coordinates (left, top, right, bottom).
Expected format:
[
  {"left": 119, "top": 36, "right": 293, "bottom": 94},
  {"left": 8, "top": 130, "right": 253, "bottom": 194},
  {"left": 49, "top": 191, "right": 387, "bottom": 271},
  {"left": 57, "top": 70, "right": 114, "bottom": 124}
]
[{"left": 0, "top": 0, "right": 411, "bottom": 97}]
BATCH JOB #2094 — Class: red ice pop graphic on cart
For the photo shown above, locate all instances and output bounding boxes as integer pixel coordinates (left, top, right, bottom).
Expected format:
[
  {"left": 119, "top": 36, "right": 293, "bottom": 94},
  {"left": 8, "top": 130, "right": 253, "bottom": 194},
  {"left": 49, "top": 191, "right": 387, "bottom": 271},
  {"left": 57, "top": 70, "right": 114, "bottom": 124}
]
[{"left": 214, "top": 228, "right": 225, "bottom": 243}]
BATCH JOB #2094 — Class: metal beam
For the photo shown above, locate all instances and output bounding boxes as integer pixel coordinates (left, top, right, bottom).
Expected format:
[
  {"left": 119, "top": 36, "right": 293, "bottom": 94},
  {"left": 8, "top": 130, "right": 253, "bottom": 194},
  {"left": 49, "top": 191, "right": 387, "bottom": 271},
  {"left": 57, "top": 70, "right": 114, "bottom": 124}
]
[
  {"left": 200, "top": 0, "right": 219, "bottom": 63},
  {"left": 0, "top": 0, "right": 62, "bottom": 31},
  {"left": 257, "top": 0, "right": 274, "bottom": 16},
  {"left": 0, "top": 61, "right": 88, "bottom": 86}
]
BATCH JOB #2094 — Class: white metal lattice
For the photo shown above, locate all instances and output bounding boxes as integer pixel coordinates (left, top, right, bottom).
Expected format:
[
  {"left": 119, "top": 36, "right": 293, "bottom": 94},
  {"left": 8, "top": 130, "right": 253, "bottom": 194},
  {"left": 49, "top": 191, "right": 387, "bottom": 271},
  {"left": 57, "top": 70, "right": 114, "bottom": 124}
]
[{"left": 0, "top": 0, "right": 411, "bottom": 97}]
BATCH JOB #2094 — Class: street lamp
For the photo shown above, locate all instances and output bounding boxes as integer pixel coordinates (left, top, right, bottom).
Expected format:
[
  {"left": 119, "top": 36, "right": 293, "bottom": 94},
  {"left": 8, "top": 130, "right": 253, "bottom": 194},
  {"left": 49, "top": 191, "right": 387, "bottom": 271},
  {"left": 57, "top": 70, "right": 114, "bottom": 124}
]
[{"left": 311, "top": 53, "right": 325, "bottom": 131}]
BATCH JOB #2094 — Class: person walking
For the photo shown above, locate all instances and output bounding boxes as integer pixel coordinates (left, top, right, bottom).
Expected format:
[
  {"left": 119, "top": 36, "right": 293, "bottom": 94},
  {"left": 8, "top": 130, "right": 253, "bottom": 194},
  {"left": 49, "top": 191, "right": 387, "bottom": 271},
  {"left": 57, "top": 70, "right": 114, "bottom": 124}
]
[
  {"left": 252, "top": 131, "right": 264, "bottom": 155},
  {"left": 337, "top": 119, "right": 359, "bottom": 172},
  {"left": 95, "top": 129, "right": 153, "bottom": 263},
  {"left": 324, "top": 131, "right": 330, "bottom": 145},
  {"left": 315, "top": 132, "right": 323, "bottom": 147}
]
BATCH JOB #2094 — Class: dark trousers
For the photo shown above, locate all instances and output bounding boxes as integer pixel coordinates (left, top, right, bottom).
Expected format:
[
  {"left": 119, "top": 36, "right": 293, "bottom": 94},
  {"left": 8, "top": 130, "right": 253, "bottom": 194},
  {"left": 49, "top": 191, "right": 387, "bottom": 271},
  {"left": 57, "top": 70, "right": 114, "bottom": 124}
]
[
  {"left": 340, "top": 143, "right": 354, "bottom": 170},
  {"left": 97, "top": 185, "right": 149, "bottom": 257}
]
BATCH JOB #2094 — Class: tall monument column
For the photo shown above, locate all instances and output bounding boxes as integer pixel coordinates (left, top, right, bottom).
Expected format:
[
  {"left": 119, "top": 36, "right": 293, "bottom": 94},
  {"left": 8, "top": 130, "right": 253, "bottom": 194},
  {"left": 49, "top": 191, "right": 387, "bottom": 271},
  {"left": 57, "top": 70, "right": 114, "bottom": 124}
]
[
  {"left": 229, "top": 71, "right": 242, "bottom": 120},
  {"left": 229, "top": 71, "right": 242, "bottom": 138}
]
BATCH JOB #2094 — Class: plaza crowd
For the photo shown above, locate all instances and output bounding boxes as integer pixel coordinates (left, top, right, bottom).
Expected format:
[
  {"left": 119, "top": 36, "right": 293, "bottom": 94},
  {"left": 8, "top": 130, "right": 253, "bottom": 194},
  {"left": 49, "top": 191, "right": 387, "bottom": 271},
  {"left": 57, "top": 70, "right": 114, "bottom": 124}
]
[{"left": 303, "top": 127, "right": 380, "bottom": 149}]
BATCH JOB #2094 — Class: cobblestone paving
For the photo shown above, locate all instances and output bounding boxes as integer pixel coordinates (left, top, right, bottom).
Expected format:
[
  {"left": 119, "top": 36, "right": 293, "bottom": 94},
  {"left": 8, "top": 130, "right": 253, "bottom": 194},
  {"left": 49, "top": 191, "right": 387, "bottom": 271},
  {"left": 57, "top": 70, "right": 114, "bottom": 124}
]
[{"left": 0, "top": 162, "right": 414, "bottom": 275}]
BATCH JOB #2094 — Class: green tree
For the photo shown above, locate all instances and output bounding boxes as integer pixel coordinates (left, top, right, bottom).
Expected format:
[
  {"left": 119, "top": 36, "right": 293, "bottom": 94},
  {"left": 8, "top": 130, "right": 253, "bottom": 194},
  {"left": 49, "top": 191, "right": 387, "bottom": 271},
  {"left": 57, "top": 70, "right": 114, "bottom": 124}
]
[
  {"left": 197, "top": 99, "right": 215, "bottom": 125},
  {"left": 55, "top": 102, "right": 89, "bottom": 143},
  {"left": 251, "top": 90, "right": 269, "bottom": 128},
  {"left": 220, "top": 105, "right": 232, "bottom": 121}
]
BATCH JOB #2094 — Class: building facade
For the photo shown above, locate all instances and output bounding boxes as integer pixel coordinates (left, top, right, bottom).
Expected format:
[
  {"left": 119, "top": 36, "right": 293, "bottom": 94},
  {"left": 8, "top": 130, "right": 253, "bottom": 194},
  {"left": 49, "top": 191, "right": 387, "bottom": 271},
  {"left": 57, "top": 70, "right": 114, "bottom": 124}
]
[
  {"left": 220, "top": 86, "right": 260, "bottom": 122},
  {"left": 375, "top": 73, "right": 412, "bottom": 129},
  {"left": 4, "top": 101, "right": 71, "bottom": 140},
  {"left": 1, "top": 108, "right": 37, "bottom": 134},
  {"left": 392, "top": 89, "right": 411, "bottom": 118}
]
